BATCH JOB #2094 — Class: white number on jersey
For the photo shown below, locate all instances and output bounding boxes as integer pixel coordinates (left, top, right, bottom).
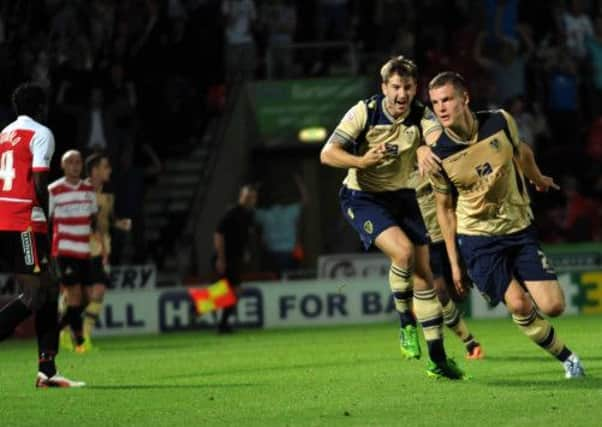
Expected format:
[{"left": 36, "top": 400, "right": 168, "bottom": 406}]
[{"left": 0, "top": 150, "right": 16, "bottom": 191}]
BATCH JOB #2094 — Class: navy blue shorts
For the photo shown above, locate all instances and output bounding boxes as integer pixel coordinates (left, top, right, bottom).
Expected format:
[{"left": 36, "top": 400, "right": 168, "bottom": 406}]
[
  {"left": 457, "top": 225, "right": 557, "bottom": 306},
  {"left": 339, "top": 186, "right": 429, "bottom": 250},
  {"left": 430, "top": 241, "right": 451, "bottom": 282}
]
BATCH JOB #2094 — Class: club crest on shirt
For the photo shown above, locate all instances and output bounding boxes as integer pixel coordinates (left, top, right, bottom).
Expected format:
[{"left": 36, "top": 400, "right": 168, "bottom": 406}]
[
  {"left": 489, "top": 138, "right": 500, "bottom": 152},
  {"left": 363, "top": 220, "right": 373, "bottom": 234}
]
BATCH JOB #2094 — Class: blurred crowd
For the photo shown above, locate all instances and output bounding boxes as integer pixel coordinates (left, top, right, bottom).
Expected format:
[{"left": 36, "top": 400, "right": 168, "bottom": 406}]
[{"left": 0, "top": 0, "right": 599, "bottom": 253}]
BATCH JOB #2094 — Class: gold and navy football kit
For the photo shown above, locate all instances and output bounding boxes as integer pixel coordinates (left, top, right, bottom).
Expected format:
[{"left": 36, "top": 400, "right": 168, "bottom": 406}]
[
  {"left": 410, "top": 170, "right": 454, "bottom": 282},
  {"left": 430, "top": 109, "right": 556, "bottom": 305},
  {"left": 335, "top": 95, "right": 441, "bottom": 248},
  {"left": 88, "top": 190, "right": 114, "bottom": 286}
]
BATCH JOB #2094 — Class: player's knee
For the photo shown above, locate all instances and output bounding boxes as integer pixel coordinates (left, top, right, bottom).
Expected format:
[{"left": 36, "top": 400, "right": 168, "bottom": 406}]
[
  {"left": 390, "top": 250, "right": 412, "bottom": 269},
  {"left": 540, "top": 299, "right": 565, "bottom": 317},
  {"left": 506, "top": 294, "right": 533, "bottom": 316},
  {"left": 91, "top": 286, "right": 105, "bottom": 302},
  {"left": 64, "top": 286, "right": 83, "bottom": 305}
]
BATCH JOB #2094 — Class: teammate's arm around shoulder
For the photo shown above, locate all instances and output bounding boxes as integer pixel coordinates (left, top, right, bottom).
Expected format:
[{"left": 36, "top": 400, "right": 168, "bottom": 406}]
[{"left": 416, "top": 129, "right": 443, "bottom": 176}]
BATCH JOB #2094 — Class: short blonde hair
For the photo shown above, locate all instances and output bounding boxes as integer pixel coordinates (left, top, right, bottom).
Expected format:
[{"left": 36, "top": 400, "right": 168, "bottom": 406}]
[{"left": 380, "top": 56, "right": 418, "bottom": 83}]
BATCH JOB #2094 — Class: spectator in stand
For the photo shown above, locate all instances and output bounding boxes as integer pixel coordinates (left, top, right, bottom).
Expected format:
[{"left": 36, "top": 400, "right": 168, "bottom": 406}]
[
  {"left": 222, "top": 0, "right": 257, "bottom": 82},
  {"left": 585, "top": 17, "right": 602, "bottom": 117},
  {"left": 563, "top": 0, "right": 594, "bottom": 62},
  {"left": 56, "top": 84, "right": 134, "bottom": 165},
  {"left": 586, "top": 115, "right": 602, "bottom": 161},
  {"left": 473, "top": 25, "right": 535, "bottom": 106},
  {"left": 484, "top": 0, "right": 520, "bottom": 42},
  {"left": 505, "top": 95, "right": 550, "bottom": 153},
  {"left": 559, "top": 176, "right": 601, "bottom": 241},
  {"left": 542, "top": 32, "right": 580, "bottom": 148},
  {"left": 256, "top": 173, "right": 309, "bottom": 277},
  {"left": 261, "top": 0, "right": 297, "bottom": 79}
]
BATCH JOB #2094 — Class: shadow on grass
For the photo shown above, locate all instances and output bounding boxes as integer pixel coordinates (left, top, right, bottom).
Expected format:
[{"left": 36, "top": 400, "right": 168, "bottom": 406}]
[
  {"left": 87, "top": 383, "right": 258, "bottom": 390},
  {"left": 160, "top": 356, "right": 399, "bottom": 380}
]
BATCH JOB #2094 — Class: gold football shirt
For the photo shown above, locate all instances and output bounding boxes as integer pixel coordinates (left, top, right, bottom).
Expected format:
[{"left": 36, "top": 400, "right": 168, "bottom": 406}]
[
  {"left": 429, "top": 110, "right": 532, "bottom": 236},
  {"left": 410, "top": 171, "right": 442, "bottom": 243},
  {"left": 334, "top": 95, "right": 441, "bottom": 192}
]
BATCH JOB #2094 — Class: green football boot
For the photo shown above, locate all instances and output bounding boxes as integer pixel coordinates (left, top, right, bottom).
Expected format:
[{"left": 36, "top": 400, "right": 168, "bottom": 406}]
[
  {"left": 426, "top": 358, "right": 469, "bottom": 380},
  {"left": 59, "top": 328, "right": 74, "bottom": 352},
  {"left": 399, "top": 325, "right": 421, "bottom": 360}
]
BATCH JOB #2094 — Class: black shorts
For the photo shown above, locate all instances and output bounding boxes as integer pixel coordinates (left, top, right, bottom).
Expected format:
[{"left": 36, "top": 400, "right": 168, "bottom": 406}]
[
  {"left": 56, "top": 256, "right": 89, "bottom": 286},
  {"left": 88, "top": 256, "right": 110, "bottom": 286},
  {"left": 0, "top": 230, "right": 49, "bottom": 275}
]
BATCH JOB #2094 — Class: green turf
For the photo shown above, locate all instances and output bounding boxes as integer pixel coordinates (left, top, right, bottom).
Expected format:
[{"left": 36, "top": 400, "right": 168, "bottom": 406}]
[{"left": 1, "top": 315, "right": 601, "bottom": 427}]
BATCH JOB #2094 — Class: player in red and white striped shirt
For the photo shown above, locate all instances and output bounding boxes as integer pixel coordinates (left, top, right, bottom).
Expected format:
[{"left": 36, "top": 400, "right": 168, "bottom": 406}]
[
  {"left": 49, "top": 150, "right": 97, "bottom": 351},
  {"left": 0, "top": 83, "right": 84, "bottom": 388}
]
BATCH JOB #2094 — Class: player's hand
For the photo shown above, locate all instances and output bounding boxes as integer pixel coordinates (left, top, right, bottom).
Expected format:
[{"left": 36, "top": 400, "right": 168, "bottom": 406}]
[
  {"left": 451, "top": 264, "right": 467, "bottom": 297},
  {"left": 417, "top": 145, "right": 441, "bottom": 176},
  {"left": 115, "top": 218, "right": 132, "bottom": 231},
  {"left": 216, "top": 256, "right": 226, "bottom": 275},
  {"left": 531, "top": 175, "right": 560, "bottom": 192},
  {"left": 358, "top": 143, "right": 386, "bottom": 169}
]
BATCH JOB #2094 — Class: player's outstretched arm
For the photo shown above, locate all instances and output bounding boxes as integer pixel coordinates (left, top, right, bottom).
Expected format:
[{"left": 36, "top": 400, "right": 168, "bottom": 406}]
[
  {"left": 320, "top": 133, "right": 385, "bottom": 169},
  {"left": 434, "top": 190, "right": 466, "bottom": 296},
  {"left": 517, "top": 142, "right": 560, "bottom": 192}
]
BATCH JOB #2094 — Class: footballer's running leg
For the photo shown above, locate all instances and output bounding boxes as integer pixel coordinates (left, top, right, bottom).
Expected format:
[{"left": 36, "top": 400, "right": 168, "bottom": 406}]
[
  {"left": 414, "top": 245, "right": 467, "bottom": 379},
  {"left": 390, "top": 264, "right": 420, "bottom": 359},
  {"left": 507, "top": 280, "right": 584, "bottom": 379}
]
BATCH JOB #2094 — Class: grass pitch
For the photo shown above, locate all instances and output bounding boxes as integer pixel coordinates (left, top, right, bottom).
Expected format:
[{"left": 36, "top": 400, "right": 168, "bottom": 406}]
[{"left": 1, "top": 315, "right": 601, "bottom": 427}]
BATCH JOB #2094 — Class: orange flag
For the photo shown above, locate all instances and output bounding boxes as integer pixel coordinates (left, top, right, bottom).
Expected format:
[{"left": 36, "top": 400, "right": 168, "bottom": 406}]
[{"left": 188, "top": 278, "right": 237, "bottom": 315}]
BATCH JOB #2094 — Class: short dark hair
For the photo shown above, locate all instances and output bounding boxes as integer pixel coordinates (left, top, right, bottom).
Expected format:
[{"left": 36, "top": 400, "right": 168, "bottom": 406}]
[
  {"left": 428, "top": 71, "right": 468, "bottom": 93},
  {"left": 380, "top": 56, "right": 418, "bottom": 83},
  {"left": 85, "top": 151, "right": 109, "bottom": 176},
  {"left": 11, "top": 83, "right": 47, "bottom": 117}
]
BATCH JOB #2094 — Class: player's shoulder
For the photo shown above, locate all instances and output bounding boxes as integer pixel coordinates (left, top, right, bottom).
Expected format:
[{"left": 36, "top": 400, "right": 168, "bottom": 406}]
[
  {"left": 476, "top": 108, "right": 510, "bottom": 128},
  {"left": 475, "top": 108, "right": 515, "bottom": 139},
  {"left": 359, "top": 94, "right": 392, "bottom": 127}
]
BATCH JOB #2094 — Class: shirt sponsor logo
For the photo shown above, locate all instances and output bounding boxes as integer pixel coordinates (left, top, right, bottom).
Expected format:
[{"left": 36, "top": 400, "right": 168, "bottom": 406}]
[{"left": 489, "top": 138, "right": 501, "bottom": 152}]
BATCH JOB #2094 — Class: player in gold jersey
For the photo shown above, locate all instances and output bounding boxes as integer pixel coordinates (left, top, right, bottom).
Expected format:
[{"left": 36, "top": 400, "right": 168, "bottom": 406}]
[
  {"left": 427, "top": 71, "right": 584, "bottom": 378},
  {"left": 412, "top": 172, "right": 483, "bottom": 360},
  {"left": 321, "top": 56, "right": 466, "bottom": 379},
  {"left": 81, "top": 152, "right": 131, "bottom": 350}
]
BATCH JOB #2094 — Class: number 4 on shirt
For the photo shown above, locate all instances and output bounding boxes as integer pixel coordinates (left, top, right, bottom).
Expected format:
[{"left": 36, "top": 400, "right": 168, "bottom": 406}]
[{"left": 0, "top": 150, "right": 15, "bottom": 191}]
